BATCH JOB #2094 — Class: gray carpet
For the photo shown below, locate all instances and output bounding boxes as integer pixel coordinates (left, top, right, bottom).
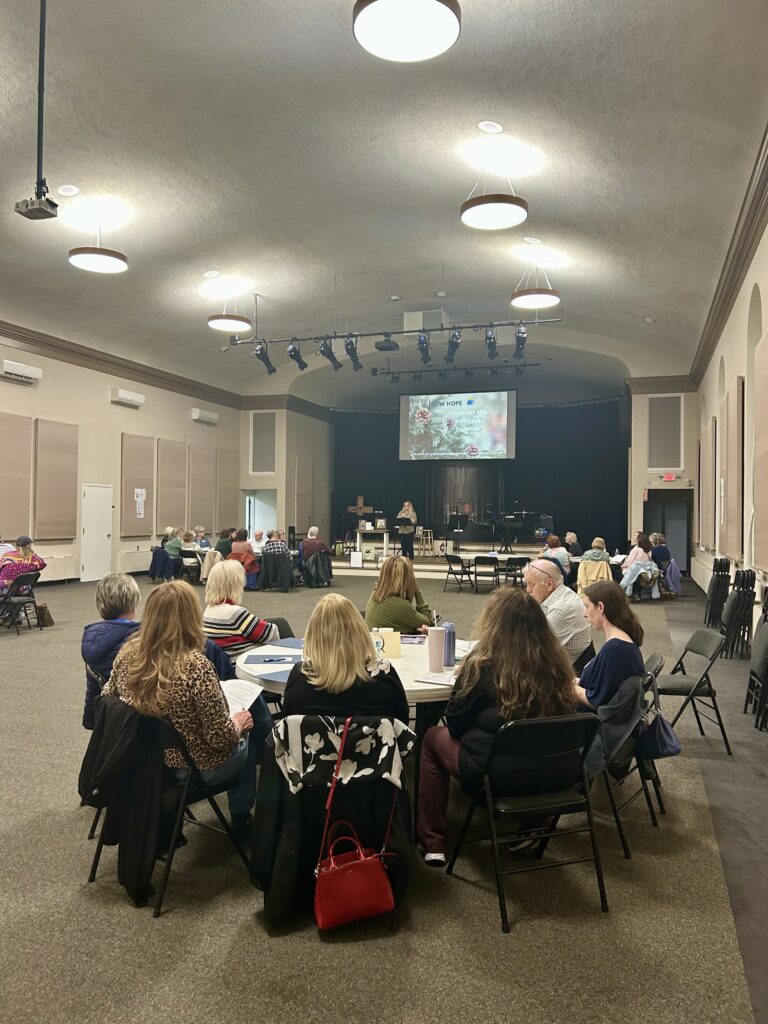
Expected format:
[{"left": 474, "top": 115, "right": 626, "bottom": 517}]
[{"left": 0, "top": 576, "right": 757, "bottom": 1024}]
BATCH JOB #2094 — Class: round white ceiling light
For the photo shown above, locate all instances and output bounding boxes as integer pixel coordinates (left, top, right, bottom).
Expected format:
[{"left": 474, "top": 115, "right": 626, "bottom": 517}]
[
  {"left": 207, "top": 314, "right": 253, "bottom": 333},
  {"left": 203, "top": 270, "right": 220, "bottom": 279},
  {"left": 57, "top": 184, "right": 79, "bottom": 197},
  {"left": 460, "top": 193, "right": 528, "bottom": 230},
  {"left": 353, "top": 0, "right": 461, "bottom": 63},
  {"left": 523, "top": 236, "right": 542, "bottom": 245},
  {"left": 478, "top": 120, "right": 504, "bottom": 134},
  {"left": 510, "top": 287, "right": 560, "bottom": 310},
  {"left": 68, "top": 246, "right": 128, "bottom": 274}
]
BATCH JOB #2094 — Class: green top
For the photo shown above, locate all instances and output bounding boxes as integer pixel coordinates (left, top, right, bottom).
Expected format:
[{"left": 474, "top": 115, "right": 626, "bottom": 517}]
[
  {"left": 165, "top": 536, "right": 183, "bottom": 558},
  {"left": 365, "top": 588, "right": 433, "bottom": 633},
  {"left": 215, "top": 538, "right": 233, "bottom": 557}
]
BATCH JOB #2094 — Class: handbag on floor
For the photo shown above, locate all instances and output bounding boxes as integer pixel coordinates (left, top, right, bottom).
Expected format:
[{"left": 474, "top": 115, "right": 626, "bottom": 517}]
[
  {"left": 35, "top": 603, "right": 54, "bottom": 628},
  {"left": 314, "top": 717, "right": 396, "bottom": 931}
]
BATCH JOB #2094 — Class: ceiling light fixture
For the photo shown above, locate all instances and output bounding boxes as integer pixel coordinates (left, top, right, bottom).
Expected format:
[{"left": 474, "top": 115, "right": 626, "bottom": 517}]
[
  {"left": 485, "top": 326, "right": 498, "bottom": 360},
  {"left": 418, "top": 331, "right": 432, "bottom": 365},
  {"left": 203, "top": 269, "right": 220, "bottom": 279},
  {"left": 252, "top": 341, "right": 276, "bottom": 375},
  {"left": 319, "top": 337, "right": 343, "bottom": 371},
  {"left": 68, "top": 243, "right": 128, "bottom": 274},
  {"left": 478, "top": 120, "right": 503, "bottom": 134},
  {"left": 208, "top": 312, "right": 252, "bottom": 332},
  {"left": 523, "top": 236, "right": 542, "bottom": 245},
  {"left": 445, "top": 327, "right": 461, "bottom": 363},
  {"left": 57, "top": 184, "right": 79, "bottom": 197},
  {"left": 352, "top": 0, "right": 461, "bottom": 63},
  {"left": 461, "top": 191, "right": 527, "bottom": 231},
  {"left": 510, "top": 242, "right": 572, "bottom": 269},
  {"left": 510, "top": 266, "right": 561, "bottom": 310},
  {"left": 287, "top": 341, "right": 308, "bottom": 370},
  {"left": 345, "top": 334, "right": 364, "bottom": 371}
]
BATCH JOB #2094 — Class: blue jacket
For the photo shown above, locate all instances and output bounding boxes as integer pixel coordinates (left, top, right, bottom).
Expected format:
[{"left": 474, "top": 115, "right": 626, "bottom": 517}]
[{"left": 81, "top": 620, "right": 235, "bottom": 729}]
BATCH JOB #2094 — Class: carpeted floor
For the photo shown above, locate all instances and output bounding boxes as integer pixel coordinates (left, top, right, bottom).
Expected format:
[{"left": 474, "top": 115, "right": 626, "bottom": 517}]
[{"left": 0, "top": 576, "right": 759, "bottom": 1024}]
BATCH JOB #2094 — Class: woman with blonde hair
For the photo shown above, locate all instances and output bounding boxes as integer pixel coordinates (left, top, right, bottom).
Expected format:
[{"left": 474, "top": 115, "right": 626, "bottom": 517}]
[
  {"left": 282, "top": 593, "right": 409, "bottom": 722},
  {"left": 203, "top": 560, "right": 279, "bottom": 663},
  {"left": 416, "top": 588, "right": 578, "bottom": 864},
  {"left": 365, "top": 554, "right": 434, "bottom": 634},
  {"left": 577, "top": 536, "right": 613, "bottom": 594},
  {"left": 105, "top": 580, "right": 270, "bottom": 835},
  {"left": 396, "top": 500, "right": 418, "bottom": 560}
]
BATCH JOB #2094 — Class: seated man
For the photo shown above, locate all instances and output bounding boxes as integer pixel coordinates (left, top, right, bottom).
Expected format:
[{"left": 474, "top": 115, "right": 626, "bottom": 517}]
[
  {"left": 263, "top": 530, "right": 289, "bottom": 556},
  {"left": 298, "top": 526, "right": 332, "bottom": 566},
  {"left": 524, "top": 558, "right": 595, "bottom": 673},
  {"left": 252, "top": 529, "right": 265, "bottom": 555}
]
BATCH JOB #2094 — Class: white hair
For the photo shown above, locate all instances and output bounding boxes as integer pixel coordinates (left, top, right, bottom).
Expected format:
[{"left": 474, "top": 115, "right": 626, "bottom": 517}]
[{"left": 308, "top": 526, "right": 319, "bottom": 538}]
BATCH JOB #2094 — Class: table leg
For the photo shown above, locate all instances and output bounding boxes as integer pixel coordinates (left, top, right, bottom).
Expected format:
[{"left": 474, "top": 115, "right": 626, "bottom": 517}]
[{"left": 412, "top": 700, "right": 448, "bottom": 833}]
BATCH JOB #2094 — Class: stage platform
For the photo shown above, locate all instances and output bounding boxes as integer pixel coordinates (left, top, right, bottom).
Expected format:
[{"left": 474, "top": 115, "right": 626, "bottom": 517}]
[{"left": 331, "top": 542, "right": 541, "bottom": 581}]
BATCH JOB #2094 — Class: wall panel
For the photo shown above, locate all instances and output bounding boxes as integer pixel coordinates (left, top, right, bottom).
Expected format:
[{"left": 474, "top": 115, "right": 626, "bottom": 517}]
[
  {"left": 33, "top": 418, "right": 79, "bottom": 540},
  {"left": 120, "top": 433, "right": 155, "bottom": 537},
  {"left": 755, "top": 335, "right": 768, "bottom": 571},
  {"left": 216, "top": 449, "right": 240, "bottom": 531},
  {"left": 156, "top": 439, "right": 188, "bottom": 530},
  {"left": 188, "top": 444, "right": 216, "bottom": 534},
  {"left": 0, "top": 411, "right": 33, "bottom": 538},
  {"left": 720, "top": 378, "right": 744, "bottom": 561}
]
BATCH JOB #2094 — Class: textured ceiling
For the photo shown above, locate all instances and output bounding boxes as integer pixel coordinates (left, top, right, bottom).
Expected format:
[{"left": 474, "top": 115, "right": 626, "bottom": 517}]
[{"left": 2, "top": 0, "right": 768, "bottom": 402}]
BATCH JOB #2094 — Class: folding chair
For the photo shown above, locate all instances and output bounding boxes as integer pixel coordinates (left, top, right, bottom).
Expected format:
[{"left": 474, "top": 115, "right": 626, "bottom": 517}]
[
  {"left": 446, "top": 714, "right": 609, "bottom": 932},
  {"left": 743, "top": 618, "right": 768, "bottom": 728},
  {"left": 443, "top": 553, "right": 474, "bottom": 593},
  {"left": 503, "top": 556, "right": 529, "bottom": 588},
  {"left": 643, "top": 652, "right": 665, "bottom": 679},
  {"left": 178, "top": 549, "right": 202, "bottom": 585},
  {"left": 0, "top": 572, "right": 42, "bottom": 634},
  {"left": 655, "top": 628, "right": 731, "bottom": 755},
  {"left": 473, "top": 555, "right": 500, "bottom": 592}
]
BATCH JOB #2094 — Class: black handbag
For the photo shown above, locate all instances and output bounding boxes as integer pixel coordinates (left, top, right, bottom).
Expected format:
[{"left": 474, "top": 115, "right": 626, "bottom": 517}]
[{"left": 637, "top": 712, "right": 681, "bottom": 760}]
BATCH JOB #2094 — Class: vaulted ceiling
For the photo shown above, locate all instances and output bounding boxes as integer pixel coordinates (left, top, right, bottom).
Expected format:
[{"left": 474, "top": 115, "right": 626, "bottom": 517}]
[{"left": 3, "top": 0, "right": 768, "bottom": 405}]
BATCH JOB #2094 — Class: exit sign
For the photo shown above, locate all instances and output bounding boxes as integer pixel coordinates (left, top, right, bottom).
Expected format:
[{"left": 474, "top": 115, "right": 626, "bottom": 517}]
[{"left": 662, "top": 473, "right": 678, "bottom": 482}]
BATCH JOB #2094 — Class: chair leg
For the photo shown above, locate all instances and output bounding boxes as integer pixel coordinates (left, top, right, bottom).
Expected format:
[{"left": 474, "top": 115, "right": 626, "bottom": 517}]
[
  {"left": 710, "top": 694, "right": 733, "bottom": 756},
  {"left": 670, "top": 694, "right": 695, "bottom": 729},
  {"left": 446, "top": 797, "right": 478, "bottom": 875},
  {"left": 690, "top": 698, "right": 706, "bottom": 736},
  {"left": 641, "top": 775, "right": 659, "bottom": 827},
  {"left": 205, "top": 795, "right": 249, "bottom": 869},
  {"left": 153, "top": 776, "right": 191, "bottom": 918},
  {"left": 601, "top": 772, "right": 631, "bottom": 859},
  {"left": 87, "top": 806, "right": 103, "bottom": 840},
  {"left": 650, "top": 767, "right": 666, "bottom": 815},
  {"left": 483, "top": 779, "right": 510, "bottom": 933},
  {"left": 583, "top": 772, "right": 608, "bottom": 912},
  {"left": 88, "top": 828, "right": 106, "bottom": 883}
]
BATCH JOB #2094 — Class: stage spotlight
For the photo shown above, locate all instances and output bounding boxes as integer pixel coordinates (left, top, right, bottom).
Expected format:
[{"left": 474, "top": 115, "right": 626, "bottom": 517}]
[
  {"left": 464, "top": 368, "right": 473, "bottom": 378},
  {"left": 344, "top": 334, "right": 363, "bottom": 371},
  {"left": 489, "top": 366, "right": 500, "bottom": 378},
  {"left": 391, "top": 372, "right": 400, "bottom": 384},
  {"left": 438, "top": 370, "right": 447, "bottom": 380},
  {"left": 485, "top": 326, "right": 498, "bottom": 360},
  {"left": 514, "top": 323, "right": 527, "bottom": 359},
  {"left": 413, "top": 371, "right": 423, "bottom": 382},
  {"left": 417, "top": 331, "right": 431, "bottom": 365},
  {"left": 287, "top": 340, "right": 308, "bottom": 371},
  {"left": 252, "top": 341, "right": 276, "bottom": 375},
  {"left": 444, "top": 327, "right": 461, "bottom": 364},
  {"left": 319, "top": 336, "right": 343, "bottom": 371}
]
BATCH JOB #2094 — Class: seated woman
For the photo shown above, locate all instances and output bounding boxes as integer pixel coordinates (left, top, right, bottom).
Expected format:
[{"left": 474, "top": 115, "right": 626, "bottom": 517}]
[
  {"left": 416, "top": 588, "right": 578, "bottom": 864},
  {"left": 576, "top": 536, "right": 613, "bottom": 594},
  {"left": 283, "top": 593, "right": 409, "bottom": 722},
  {"left": 540, "top": 534, "right": 571, "bottom": 576},
  {"left": 203, "top": 560, "right": 279, "bottom": 664},
  {"left": 621, "top": 531, "right": 651, "bottom": 574},
  {"left": 194, "top": 525, "right": 211, "bottom": 550},
  {"left": 576, "top": 581, "right": 644, "bottom": 709},
  {"left": 365, "top": 555, "right": 434, "bottom": 634},
  {"left": 582, "top": 536, "right": 611, "bottom": 562},
  {"left": 564, "top": 531, "right": 583, "bottom": 556},
  {"left": 163, "top": 528, "right": 185, "bottom": 577},
  {"left": 0, "top": 535, "right": 47, "bottom": 595},
  {"left": 649, "top": 532, "right": 672, "bottom": 568},
  {"left": 105, "top": 580, "right": 272, "bottom": 835},
  {"left": 81, "top": 572, "right": 141, "bottom": 729}
]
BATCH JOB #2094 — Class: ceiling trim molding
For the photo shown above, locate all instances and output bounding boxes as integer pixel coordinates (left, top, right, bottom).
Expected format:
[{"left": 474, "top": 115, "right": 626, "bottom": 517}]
[
  {"left": 690, "top": 121, "right": 768, "bottom": 384},
  {"left": 0, "top": 320, "right": 241, "bottom": 410},
  {"left": 625, "top": 375, "right": 697, "bottom": 395}
]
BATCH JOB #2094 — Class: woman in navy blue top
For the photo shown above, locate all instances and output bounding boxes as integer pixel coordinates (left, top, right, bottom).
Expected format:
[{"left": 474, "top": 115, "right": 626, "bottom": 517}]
[{"left": 576, "top": 581, "right": 644, "bottom": 708}]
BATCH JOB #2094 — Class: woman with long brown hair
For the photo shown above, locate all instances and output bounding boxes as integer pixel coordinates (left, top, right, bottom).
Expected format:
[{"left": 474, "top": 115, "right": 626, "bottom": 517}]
[
  {"left": 365, "top": 554, "right": 434, "bottom": 634},
  {"left": 105, "top": 580, "right": 270, "bottom": 836},
  {"left": 416, "top": 588, "right": 578, "bottom": 864},
  {"left": 576, "top": 580, "right": 644, "bottom": 709}
]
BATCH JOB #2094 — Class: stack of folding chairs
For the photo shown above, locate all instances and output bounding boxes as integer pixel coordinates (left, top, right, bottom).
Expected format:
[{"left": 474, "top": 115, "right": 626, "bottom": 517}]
[
  {"left": 704, "top": 558, "right": 731, "bottom": 629},
  {"left": 720, "top": 569, "right": 756, "bottom": 659}
]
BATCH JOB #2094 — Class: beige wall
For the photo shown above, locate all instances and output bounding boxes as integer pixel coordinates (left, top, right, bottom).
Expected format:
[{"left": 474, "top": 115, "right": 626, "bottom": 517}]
[{"left": 0, "top": 339, "right": 240, "bottom": 579}]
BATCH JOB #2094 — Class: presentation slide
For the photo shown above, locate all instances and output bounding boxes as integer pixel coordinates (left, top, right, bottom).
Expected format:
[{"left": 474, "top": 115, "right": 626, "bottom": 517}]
[{"left": 399, "top": 391, "right": 516, "bottom": 461}]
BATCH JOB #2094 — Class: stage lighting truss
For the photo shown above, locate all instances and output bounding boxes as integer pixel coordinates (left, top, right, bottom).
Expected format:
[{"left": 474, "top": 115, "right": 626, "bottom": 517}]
[
  {"left": 485, "top": 326, "right": 498, "bottom": 360},
  {"left": 287, "top": 340, "right": 308, "bottom": 370},
  {"left": 417, "top": 331, "right": 432, "bottom": 365},
  {"left": 319, "top": 336, "right": 343, "bottom": 371},
  {"left": 252, "top": 340, "right": 276, "bottom": 375},
  {"left": 444, "top": 327, "right": 461, "bottom": 364},
  {"left": 514, "top": 323, "right": 527, "bottom": 360},
  {"left": 344, "top": 334, "right": 364, "bottom": 371}
]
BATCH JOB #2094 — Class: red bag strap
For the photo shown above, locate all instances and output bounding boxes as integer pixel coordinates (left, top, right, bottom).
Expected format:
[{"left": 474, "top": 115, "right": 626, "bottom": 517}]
[{"left": 317, "top": 717, "right": 352, "bottom": 868}]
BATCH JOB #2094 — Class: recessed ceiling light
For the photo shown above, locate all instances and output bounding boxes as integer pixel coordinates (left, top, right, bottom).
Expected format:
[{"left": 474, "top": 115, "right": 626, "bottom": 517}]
[
  {"left": 353, "top": 0, "right": 461, "bottom": 63},
  {"left": 58, "top": 194, "right": 132, "bottom": 233},
  {"left": 203, "top": 270, "right": 220, "bottom": 279},
  {"left": 478, "top": 120, "right": 503, "bottom": 134},
  {"left": 57, "top": 184, "right": 79, "bottom": 197},
  {"left": 523, "top": 236, "right": 542, "bottom": 245},
  {"left": 436, "top": 290, "right": 447, "bottom": 298},
  {"left": 459, "top": 135, "right": 545, "bottom": 178},
  {"left": 200, "top": 274, "right": 254, "bottom": 301},
  {"left": 390, "top": 294, "right": 401, "bottom": 301},
  {"left": 510, "top": 242, "right": 572, "bottom": 269},
  {"left": 644, "top": 316, "right": 656, "bottom": 324}
]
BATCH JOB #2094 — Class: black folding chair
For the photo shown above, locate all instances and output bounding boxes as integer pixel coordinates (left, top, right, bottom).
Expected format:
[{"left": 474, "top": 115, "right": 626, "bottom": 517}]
[
  {"left": 443, "top": 553, "right": 474, "bottom": 593},
  {"left": 643, "top": 652, "right": 665, "bottom": 679},
  {"left": 0, "top": 572, "right": 42, "bottom": 634},
  {"left": 503, "top": 556, "right": 529, "bottom": 588},
  {"left": 88, "top": 720, "right": 249, "bottom": 918},
  {"left": 178, "top": 549, "right": 202, "bottom": 585},
  {"left": 655, "top": 628, "right": 731, "bottom": 755},
  {"left": 743, "top": 618, "right": 768, "bottom": 728},
  {"left": 446, "top": 714, "right": 608, "bottom": 932},
  {"left": 473, "top": 555, "right": 500, "bottom": 592}
]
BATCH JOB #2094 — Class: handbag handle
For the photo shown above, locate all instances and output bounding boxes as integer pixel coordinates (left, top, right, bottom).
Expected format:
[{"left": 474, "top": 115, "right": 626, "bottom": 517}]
[
  {"left": 326, "top": 832, "right": 367, "bottom": 868},
  {"left": 316, "top": 717, "right": 352, "bottom": 870}
]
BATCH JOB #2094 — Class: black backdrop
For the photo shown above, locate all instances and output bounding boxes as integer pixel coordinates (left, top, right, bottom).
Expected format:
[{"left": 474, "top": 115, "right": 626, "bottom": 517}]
[{"left": 331, "top": 398, "right": 629, "bottom": 552}]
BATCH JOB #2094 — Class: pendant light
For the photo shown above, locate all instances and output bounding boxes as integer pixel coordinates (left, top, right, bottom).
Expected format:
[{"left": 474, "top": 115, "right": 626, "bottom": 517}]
[
  {"left": 208, "top": 295, "right": 252, "bottom": 333},
  {"left": 353, "top": 0, "right": 461, "bottom": 63},
  {"left": 68, "top": 224, "right": 128, "bottom": 273},
  {"left": 510, "top": 266, "right": 560, "bottom": 310},
  {"left": 460, "top": 169, "right": 528, "bottom": 231}
]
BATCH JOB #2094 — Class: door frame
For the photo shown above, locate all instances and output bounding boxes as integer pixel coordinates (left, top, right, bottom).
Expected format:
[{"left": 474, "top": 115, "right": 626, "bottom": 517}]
[{"left": 643, "top": 487, "right": 693, "bottom": 573}]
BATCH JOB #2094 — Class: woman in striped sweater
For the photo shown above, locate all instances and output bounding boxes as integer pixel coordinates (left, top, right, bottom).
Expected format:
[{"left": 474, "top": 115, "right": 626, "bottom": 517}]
[{"left": 203, "top": 560, "right": 279, "bottom": 664}]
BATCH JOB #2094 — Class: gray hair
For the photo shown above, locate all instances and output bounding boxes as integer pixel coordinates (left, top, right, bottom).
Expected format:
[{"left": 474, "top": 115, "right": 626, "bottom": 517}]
[
  {"left": 95, "top": 572, "right": 141, "bottom": 621},
  {"left": 194, "top": 525, "right": 206, "bottom": 534},
  {"left": 565, "top": 531, "right": 578, "bottom": 544},
  {"left": 307, "top": 526, "right": 319, "bottom": 538}
]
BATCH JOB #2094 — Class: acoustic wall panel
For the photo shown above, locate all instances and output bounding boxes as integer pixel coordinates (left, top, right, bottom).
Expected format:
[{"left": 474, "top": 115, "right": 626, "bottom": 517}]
[
  {"left": 156, "top": 439, "right": 188, "bottom": 531},
  {"left": 700, "top": 417, "right": 717, "bottom": 552},
  {"left": 33, "top": 418, "right": 78, "bottom": 540},
  {"left": 294, "top": 454, "right": 313, "bottom": 533},
  {"left": 755, "top": 335, "right": 768, "bottom": 571},
  {"left": 720, "top": 378, "right": 744, "bottom": 562},
  {"left": 188, "top": 444, "right": 216, "bottom": 534},
  {"left": 0, "top": 412, "right": 33, "bottom": 538},
  {"left": 647, "top": 395, "right": 683, "bottom": 469},
  {"left": 216, "top": 449, "right": 240, "bottom": 531},
  {"left": 251, "top": 412, "right": 276, "bottom": 473},
  {"left": 120, "top": 433, "right": 155, "bottom": 537}
]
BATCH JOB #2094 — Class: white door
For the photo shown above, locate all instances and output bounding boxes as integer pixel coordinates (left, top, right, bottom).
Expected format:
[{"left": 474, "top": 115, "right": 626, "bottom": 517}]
[{"left": 81, "top": 484, "right": 113, "bottom": 582}]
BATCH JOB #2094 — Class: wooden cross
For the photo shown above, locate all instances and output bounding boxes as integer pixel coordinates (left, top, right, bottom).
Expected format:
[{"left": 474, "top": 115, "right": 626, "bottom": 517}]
[{"left": 347, "top": 494, "right": 374, "bottom": 515}]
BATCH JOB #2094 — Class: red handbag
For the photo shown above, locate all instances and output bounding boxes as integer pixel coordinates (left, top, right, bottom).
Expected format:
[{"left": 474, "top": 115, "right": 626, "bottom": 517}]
[{"left": 314, "top": 718, "right": 397, "bottom": 931}]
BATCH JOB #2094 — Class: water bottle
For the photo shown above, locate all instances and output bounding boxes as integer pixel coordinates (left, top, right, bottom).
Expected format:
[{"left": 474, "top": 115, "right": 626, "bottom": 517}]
[
  {"left": 443, "top": 621, "right": 456, "bottom": 668},
  {"left": 372, "top": 628, "right": 385, "bottom": 661},
  {"left": 614, "top": 548, "right": 620, "bottom": 556}
]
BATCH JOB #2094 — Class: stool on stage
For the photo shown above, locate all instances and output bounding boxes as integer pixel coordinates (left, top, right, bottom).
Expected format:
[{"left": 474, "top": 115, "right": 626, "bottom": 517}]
[{"left": 416, "top": 528, "right": 434, "bottom": 558}]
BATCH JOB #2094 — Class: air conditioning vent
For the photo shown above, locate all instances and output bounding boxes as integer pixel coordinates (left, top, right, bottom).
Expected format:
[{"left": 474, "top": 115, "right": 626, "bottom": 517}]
[
  {"left": 191, "top": 407, "right": 219, "bottom": 426},
  {"left": 0, "top": 359, "right": 43, "bottom": 385},
  {"left": 110, "top": 386, "right": 145, "bottom": 408}
]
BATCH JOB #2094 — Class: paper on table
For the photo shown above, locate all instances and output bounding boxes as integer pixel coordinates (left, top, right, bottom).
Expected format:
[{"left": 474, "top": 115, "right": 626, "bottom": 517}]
[
  {"left": 455, "top": 639, "right": 478, "bottom": 658},
  {"left": 221, "top": 678, "right": 264, "bottom": 714},
  {"left": 401, "top": 635, "right": 426, "bottom": 645},
  {"left": 415, "top": 671, "right": 457, "bottom": 687},
  {"left": 244, "top": 644, "right": 304, "bottom": 660}
]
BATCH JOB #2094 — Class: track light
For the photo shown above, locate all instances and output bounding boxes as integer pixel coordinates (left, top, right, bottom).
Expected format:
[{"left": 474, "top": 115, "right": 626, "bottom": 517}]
[
  {"left": 391, "top": 372, "right": 400, "bottom": 384},
  {"left": 514, "top": 324, "right": 527, "bottom": 359},
  {"left": 444, "top": 327, "right": 461, "bottom": 364},
  {"left": 344, "top": 334, "right": 363, "bottom": 371},
  {"left": 287, "top": 341, "right": 308, "bottom": 371},
  {"left": 485, "top": 326, "right": 498, "bottom": 360},
  {"left": 417, "top": 331, "right": 431, "bottom": 365},
  {"left": 413, "top": 371, "right": 423, "bottom": 382},
  {"left": 319, "top": 336, "right": 343, "bottom": 371},
  {"left": 464, "top": 368, "right": 473, "bottom": 378},
  {"left": 252, "top": 341, "right": 276, "bottom": 375},
  {"left": 438, "top": 370, "right": 447, "bottom": 380}
]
